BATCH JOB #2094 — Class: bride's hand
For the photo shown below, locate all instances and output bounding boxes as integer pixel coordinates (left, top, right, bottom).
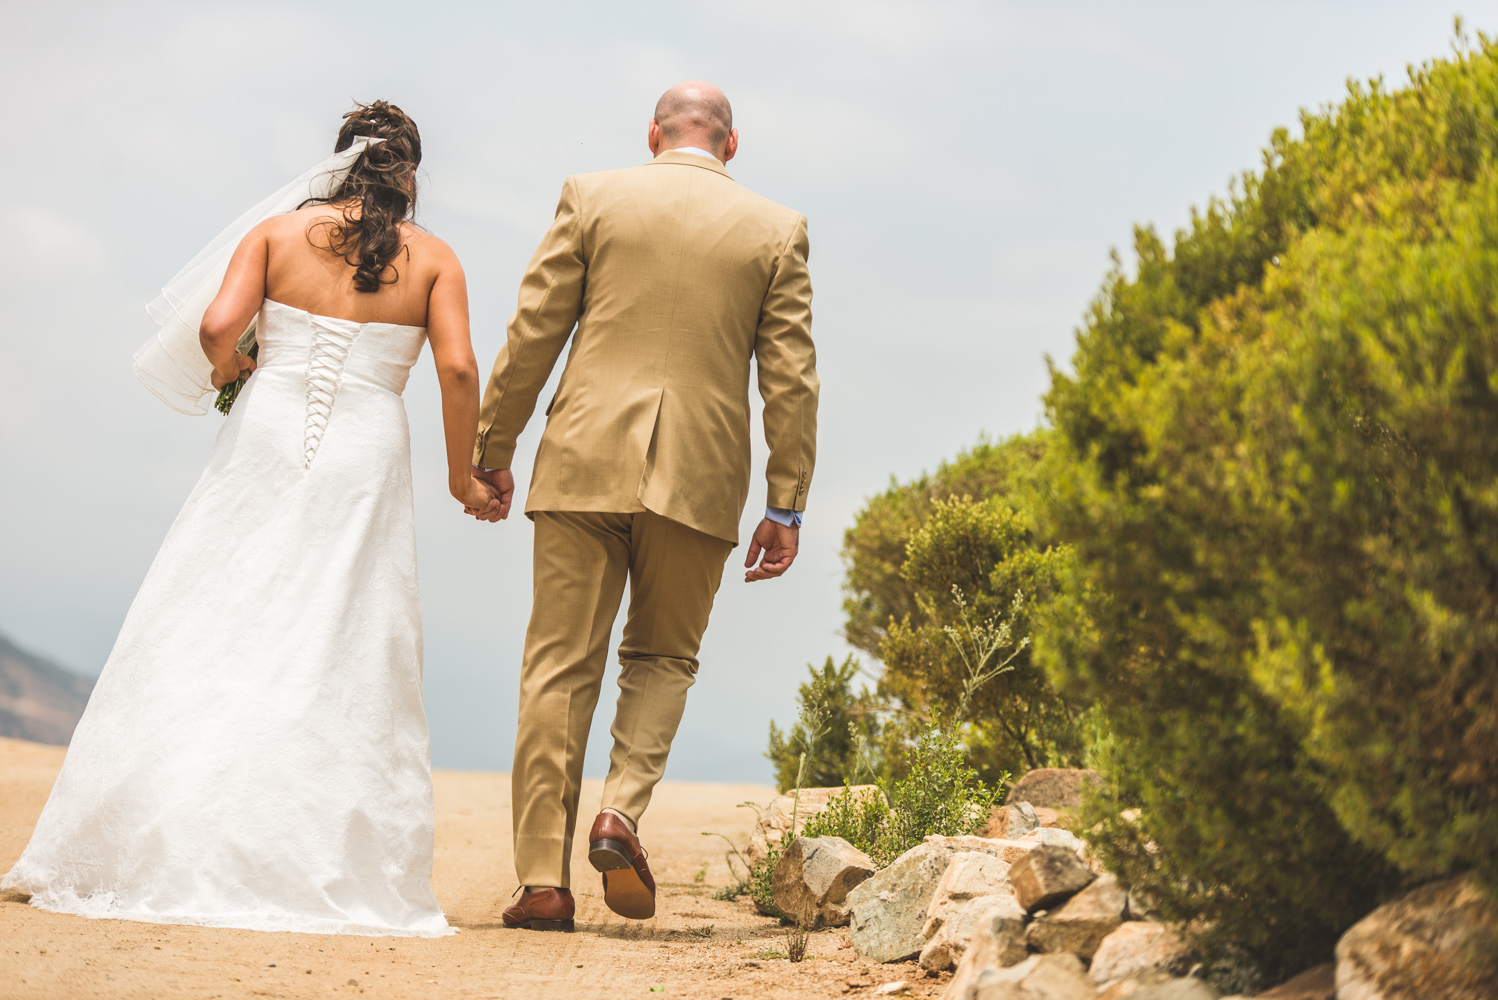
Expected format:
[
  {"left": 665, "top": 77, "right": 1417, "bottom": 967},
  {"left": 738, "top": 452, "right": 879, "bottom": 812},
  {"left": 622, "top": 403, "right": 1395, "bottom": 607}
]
[
  {"left": 469, "top": 468, "right": 514, "bottom": 522},
  {"left": 458, "top": 476, "right": 504, "bottom": 522},
  {"left": 211, "top": 352, "right": 257, "bottom": 389}
]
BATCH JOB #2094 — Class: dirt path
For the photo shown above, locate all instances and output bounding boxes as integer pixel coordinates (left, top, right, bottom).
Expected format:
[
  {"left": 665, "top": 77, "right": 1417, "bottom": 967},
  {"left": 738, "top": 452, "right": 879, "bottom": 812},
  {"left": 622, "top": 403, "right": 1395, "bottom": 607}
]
[{"left": 0, "top": 738, "right": 942, "bottom": 999}]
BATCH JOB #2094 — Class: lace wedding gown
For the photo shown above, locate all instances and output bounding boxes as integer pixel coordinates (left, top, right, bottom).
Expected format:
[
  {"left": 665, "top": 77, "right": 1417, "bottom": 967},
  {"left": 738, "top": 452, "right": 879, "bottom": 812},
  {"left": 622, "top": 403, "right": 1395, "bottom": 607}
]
[{"left": 2, "top": 299, "right": 452, "bottom": 937}]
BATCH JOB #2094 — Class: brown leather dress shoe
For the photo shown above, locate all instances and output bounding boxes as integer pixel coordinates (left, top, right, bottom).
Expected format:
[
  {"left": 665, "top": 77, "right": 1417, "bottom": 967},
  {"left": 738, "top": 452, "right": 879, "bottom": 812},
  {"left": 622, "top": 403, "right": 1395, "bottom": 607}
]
[
  {"left": 501, "top": 886, "right": 575, "bottom": 931},
  {"left": 588, "top": 811, "right": 656, "bottom": 919}
]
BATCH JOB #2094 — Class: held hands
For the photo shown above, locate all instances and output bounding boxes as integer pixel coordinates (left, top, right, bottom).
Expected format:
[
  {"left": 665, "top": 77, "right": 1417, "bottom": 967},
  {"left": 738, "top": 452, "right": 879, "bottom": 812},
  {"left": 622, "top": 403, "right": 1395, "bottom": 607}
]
[
  {"left": 210, "top": 352, "right": 257, "bottom": 390},
  {"left": 463, "top": 467, "right": 514, "bottom": 523},
  {"left": 744, "top": 517, "right": 799, "bottom": 582}
]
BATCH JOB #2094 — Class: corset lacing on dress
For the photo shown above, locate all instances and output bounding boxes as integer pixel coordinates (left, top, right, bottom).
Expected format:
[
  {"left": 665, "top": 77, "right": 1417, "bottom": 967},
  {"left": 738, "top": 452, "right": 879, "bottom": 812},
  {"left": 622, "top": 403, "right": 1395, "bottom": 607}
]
[{"left": 303, "top": 318, "right": 362, "bottom": 469}]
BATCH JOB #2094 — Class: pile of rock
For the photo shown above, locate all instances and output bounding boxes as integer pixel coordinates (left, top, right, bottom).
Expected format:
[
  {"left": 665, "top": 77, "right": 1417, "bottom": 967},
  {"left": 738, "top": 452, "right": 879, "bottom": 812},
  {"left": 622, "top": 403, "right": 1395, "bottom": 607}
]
[
  {"left": 765, "top": 769, "right": 1498, "bottom": 1000},
  {"left": 767, "top": 769, "right": 1210, "bottom": 1000}
]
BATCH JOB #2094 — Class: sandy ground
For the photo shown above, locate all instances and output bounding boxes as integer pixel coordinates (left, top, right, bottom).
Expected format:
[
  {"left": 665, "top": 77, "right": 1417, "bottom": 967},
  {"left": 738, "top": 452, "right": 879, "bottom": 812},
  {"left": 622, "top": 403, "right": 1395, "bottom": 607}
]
[{"left": 0, "top": 737, "right": 944, "bottom": 999}]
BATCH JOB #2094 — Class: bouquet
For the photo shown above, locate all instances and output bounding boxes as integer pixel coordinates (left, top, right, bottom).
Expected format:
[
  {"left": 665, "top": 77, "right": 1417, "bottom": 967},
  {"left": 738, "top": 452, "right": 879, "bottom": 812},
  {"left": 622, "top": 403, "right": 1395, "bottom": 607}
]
[{"left": 214, "top": 323, "right": 259, "bottom": 415}]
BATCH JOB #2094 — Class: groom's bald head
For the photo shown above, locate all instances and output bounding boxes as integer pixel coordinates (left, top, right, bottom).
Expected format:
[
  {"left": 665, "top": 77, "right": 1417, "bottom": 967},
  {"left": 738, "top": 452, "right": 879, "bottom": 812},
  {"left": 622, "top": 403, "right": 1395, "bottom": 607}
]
[{"left": 652, "top": 81, "right": 734, "bottom": 150}]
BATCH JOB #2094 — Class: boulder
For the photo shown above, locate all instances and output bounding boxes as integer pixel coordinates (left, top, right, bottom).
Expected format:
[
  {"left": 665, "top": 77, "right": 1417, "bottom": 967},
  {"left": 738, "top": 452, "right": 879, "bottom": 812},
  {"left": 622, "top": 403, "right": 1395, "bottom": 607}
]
[
  {"left": 746, "top": 785, "right": 887, "bottom": 866},
  {"left": 1096, "top": 974, "right": 1174, "bottom": 1000},
  {"left": 1334, "top": 874, "right": 1498, "bottom": 1000},
  {"left": 944, "top": 952, "right": 1097, "bottom": 1000},
  {"left": 1008, "top": 768, "right": 1104, "bottom": 810},
  {"left": 925, "top": 852, "right": 1016, "bottom": 922},
  {"left": 921, "top": 893, "right": 1026, "bottom": 972},
  {"left": 927, "top": 834, "right": 1044, "bottom": 866},
  {"left": 1009, "top": 844, "right": 1097, "bottom": 912},
  {"left": 1120, "top": 980, "right": 1218, "bottom": 1000},
  {"left": 1020, "top": 827, "right": 1090, "bottom": 854},
  {"left": 1026, "top": 873, "right": 1128, "bottom": 961},
  {"left": 985, "top": 803, "right": 1067, "bottom": 838},
  {"left": 770, "top": 835, "right": 877, "bottom": 929},
  {"left": 1008, "top": 801, "right": 1041, "bottom": 838},
  {"left": 848, "top": 837, "right": 1032, "bottom": 962},
  {"left": 1089, "top": 922, "right": 1193, "bottom": 987},
  {"left": 916, "top": 851, "right": 1020, "bottom": 971}
]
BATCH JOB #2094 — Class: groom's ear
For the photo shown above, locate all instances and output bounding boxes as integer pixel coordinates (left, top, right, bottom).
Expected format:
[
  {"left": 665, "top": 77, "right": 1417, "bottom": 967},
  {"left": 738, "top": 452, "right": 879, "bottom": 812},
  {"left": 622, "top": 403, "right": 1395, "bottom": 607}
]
[
  {"left": 722, "top": 128, "right": 739, "bottom": 164},
  {"left": 647, "top": 119, "right": 663, "bottom": 156}
]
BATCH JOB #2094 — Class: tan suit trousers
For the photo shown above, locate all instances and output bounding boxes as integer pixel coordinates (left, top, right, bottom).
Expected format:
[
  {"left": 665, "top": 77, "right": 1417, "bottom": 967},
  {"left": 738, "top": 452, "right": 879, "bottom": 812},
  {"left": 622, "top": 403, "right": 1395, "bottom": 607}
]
[{"left": 512, "top": 510, "right": 733, "bottom": 888}]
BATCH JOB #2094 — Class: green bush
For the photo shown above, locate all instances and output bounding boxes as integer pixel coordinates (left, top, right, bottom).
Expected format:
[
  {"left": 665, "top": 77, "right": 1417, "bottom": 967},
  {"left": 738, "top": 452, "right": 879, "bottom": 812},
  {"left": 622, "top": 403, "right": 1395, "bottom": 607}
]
[
  {"left": 766, "top": 656, "right": 882, "bottom": 793},
  {"left": 839, "top": 433, "right": 1086, "bottom": 783},
  {"left": 1041, "top": 26, "right": 1498, "bottom": 988},
  {"left": 842, "top": 432, "right": 1051, "bottom": 658},
  {"left": 804, "top": 724, "right": 1000, "bottom": 867},
  {"left": 877, "top": 496, "right": 1081, "bottom": 783}
]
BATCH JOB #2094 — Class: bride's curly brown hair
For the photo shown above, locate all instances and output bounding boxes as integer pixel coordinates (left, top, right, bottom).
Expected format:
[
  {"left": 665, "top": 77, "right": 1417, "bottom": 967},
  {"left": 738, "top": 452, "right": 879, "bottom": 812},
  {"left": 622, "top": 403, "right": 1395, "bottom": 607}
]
[{"left": 301, "top": 100, "right": 422, "bottom": 292}]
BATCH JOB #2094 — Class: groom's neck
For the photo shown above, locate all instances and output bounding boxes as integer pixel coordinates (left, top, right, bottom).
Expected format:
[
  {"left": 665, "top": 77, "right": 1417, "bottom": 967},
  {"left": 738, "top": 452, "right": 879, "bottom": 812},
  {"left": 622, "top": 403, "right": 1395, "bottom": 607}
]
[{"left": 659, "top": 139, "right": 724, "bottom": 162}]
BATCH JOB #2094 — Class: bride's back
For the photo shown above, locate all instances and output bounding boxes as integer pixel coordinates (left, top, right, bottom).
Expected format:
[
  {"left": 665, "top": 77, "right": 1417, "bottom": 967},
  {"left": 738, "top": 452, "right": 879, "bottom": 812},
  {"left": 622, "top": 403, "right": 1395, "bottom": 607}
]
[
  {"left": 258, "top": 101, "right": 443, "bottom": 329},
  {"left": 263, "top": 206, "right": 442, "bottom": 329}
]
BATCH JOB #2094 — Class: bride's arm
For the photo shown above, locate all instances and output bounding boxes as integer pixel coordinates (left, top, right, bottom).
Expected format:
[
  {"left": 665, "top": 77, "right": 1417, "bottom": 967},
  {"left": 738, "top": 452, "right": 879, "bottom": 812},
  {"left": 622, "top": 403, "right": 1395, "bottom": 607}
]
[
  {"left": 201, "top": 223, "right": 270, "bottom": 388},
  {"left": 427, "top": 250, "right": 504, "bottom": 521}
]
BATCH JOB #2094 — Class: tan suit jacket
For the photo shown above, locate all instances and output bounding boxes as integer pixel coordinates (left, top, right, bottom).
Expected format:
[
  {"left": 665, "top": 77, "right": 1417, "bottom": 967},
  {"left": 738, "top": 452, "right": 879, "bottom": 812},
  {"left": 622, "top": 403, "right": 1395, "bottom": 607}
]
[{"left": 473, "top": 150, "right": 818, "bottom": 544}]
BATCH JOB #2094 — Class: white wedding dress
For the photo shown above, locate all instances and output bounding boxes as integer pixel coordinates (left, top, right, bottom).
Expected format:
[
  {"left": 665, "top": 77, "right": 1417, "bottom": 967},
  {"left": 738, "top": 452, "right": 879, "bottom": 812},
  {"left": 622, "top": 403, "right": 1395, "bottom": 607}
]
[{"left": 2, "top": 299, "right": 453, "bottom": 937}]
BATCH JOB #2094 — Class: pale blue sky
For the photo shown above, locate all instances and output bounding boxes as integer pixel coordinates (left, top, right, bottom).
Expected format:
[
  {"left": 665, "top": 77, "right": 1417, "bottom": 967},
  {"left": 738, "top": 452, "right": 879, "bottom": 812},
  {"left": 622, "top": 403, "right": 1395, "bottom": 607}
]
[{"left": 2, "top": 1, "right": 1490, "bottom": 780}]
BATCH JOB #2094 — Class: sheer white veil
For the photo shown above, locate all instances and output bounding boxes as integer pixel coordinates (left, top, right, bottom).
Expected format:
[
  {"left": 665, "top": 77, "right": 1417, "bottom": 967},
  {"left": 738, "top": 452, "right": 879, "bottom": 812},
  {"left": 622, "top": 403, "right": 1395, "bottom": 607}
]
[{"left": 134, "top": 136, "right": 385, "bottom": 414}]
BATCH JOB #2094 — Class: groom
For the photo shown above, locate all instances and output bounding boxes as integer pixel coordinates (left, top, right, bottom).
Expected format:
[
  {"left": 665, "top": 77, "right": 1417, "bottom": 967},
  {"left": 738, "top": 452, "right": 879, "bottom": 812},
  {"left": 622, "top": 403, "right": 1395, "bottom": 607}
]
[{"left": 472, "top": 81, "right": 819, "bottom": 930}]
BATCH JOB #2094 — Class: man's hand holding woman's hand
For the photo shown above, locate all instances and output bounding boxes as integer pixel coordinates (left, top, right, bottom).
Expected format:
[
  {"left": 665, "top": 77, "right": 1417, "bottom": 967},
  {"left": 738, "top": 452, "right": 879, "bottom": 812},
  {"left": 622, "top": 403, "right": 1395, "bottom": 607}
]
[
  {"left": 463, "top": 467, "right": 514, "bottom": 523},
  {"left": 210, "top": 352, "right": 257, "bottom": 389}
]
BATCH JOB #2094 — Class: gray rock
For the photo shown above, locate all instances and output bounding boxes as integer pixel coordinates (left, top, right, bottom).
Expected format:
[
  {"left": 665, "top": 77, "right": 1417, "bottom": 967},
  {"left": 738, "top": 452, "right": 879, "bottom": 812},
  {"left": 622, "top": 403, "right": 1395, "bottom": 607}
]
[
  {"left": 1089, "top": 922, "right": 1193, "bottom": 987},
  {"left": 1133, "top": 981, "right": 1218, "bottom": 1000},
  {"left": 1020, "top": 827, "right": 1091, "bottom": 855},
  {"left": 944, "top": 952, "right": 1097, "bottom": 1000},
  {"left": 921, "top": 894, "right": 1026, "bottom": 973},
  {"left": 984, "top": 804, "right": 1067, "bottom": 838},
  {"left": 1009, "top": 844, "right": 1097, "bottom": 912},
  {"left": 1125, "top": 980, "right": 1218, "bottom": 1000},
  {"left": 1008, "top": 769, "right": 1104, "bottom": 810},
  {"left": 1026, "top": 873, "right": 1128, "bottom": 960},
  {"left": 849, "top": 838, "right": 1034, "bottom": 963},
  {"left": 746, "top": 785, "right": 887, "bottom": 867},
  {"left": 1006, "top": 801, "right": 1041, "bottom": 838},
  {"left": 1095, "top": 974, "right": 1174, "bottom": 1000},
  {"left": 924, "top": 852, "right": 1016, "bottom": 925},
  {"left": 925, "top": 834, "right": 1044, "bottom": 866},
  {"left": 770, "top": 835, "right": 877, "bottom": 929},
  {"left": 1335, "top": 875, "right": 1498, "bottom": 1000}
]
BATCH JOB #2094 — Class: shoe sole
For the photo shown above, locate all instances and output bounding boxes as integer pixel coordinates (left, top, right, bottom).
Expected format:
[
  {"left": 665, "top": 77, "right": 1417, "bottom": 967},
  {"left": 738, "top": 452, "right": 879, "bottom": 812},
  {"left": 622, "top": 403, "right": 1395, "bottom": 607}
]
[
  {"left": 588, "top": 838, "right": 656, "bottom": 919},
  {"left": 514, "top": 918, "right": 574, "bottom": 932}
]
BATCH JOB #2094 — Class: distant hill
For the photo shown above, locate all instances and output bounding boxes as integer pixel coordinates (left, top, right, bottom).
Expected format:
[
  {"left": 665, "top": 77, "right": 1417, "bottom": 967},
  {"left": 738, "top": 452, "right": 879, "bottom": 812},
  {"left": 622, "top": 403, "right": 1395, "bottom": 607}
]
[{"left": 0, "top": 632, "right": 94, "bottom": 745}]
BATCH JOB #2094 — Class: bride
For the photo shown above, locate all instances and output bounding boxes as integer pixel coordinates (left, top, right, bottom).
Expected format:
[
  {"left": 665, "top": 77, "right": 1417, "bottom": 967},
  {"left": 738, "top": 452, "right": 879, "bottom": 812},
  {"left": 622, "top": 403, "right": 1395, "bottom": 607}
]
[{"left": 1, "top": 101, "right": 502, "bottom": 936}]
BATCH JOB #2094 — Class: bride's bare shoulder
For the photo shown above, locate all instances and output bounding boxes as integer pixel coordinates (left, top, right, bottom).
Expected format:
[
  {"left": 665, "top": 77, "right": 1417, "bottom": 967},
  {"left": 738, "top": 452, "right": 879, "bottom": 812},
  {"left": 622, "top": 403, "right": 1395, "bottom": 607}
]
[{"left": 401, "top": 224, "right": 463, "bottom": 271}]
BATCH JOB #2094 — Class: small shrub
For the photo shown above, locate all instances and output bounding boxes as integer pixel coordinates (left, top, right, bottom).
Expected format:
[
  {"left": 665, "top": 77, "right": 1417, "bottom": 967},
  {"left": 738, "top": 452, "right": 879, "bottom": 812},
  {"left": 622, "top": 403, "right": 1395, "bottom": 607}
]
[
  {"left": 785, "top": 921, "right": 810, "bottom": 962},
  {"left": 766, "top": 656, "right": 882, "bottom": 792},
  {"left": 879, "top": 723, "right": 1000, "bottom": 863},
  {"left": 802, "top": 782, "right": 890, "bottom": 858},
  {"left": 749, "top": 833, "right": 788, "bottom": 919},
  {"left": 804, "top": 724, "right": 1001, "bottom": 867}
]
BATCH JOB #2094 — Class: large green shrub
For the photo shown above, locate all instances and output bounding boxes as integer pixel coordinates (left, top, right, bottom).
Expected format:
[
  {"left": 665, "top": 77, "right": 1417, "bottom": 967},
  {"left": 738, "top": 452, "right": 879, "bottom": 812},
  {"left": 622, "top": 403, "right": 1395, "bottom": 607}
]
[{"left": 1042, "top": 29, "right": 1498, "bottom": 987}]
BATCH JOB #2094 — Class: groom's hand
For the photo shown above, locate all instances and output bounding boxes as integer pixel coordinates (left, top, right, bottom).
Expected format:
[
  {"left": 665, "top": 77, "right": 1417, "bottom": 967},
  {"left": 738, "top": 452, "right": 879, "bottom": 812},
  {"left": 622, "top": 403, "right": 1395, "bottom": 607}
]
[
  {"left": 744, "top": 517, "right": 799, "bottom": 582},
  {"left": 469, "top": 467, "right": 515, "bottom": 522}
]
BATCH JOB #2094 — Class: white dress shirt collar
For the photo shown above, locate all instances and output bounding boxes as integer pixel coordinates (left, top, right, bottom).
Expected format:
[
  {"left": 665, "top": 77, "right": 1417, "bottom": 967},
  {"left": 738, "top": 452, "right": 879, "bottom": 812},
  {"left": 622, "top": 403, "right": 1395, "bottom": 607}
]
[{"left": 668, "top": 146, "right": 720, "bottom": 162}]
